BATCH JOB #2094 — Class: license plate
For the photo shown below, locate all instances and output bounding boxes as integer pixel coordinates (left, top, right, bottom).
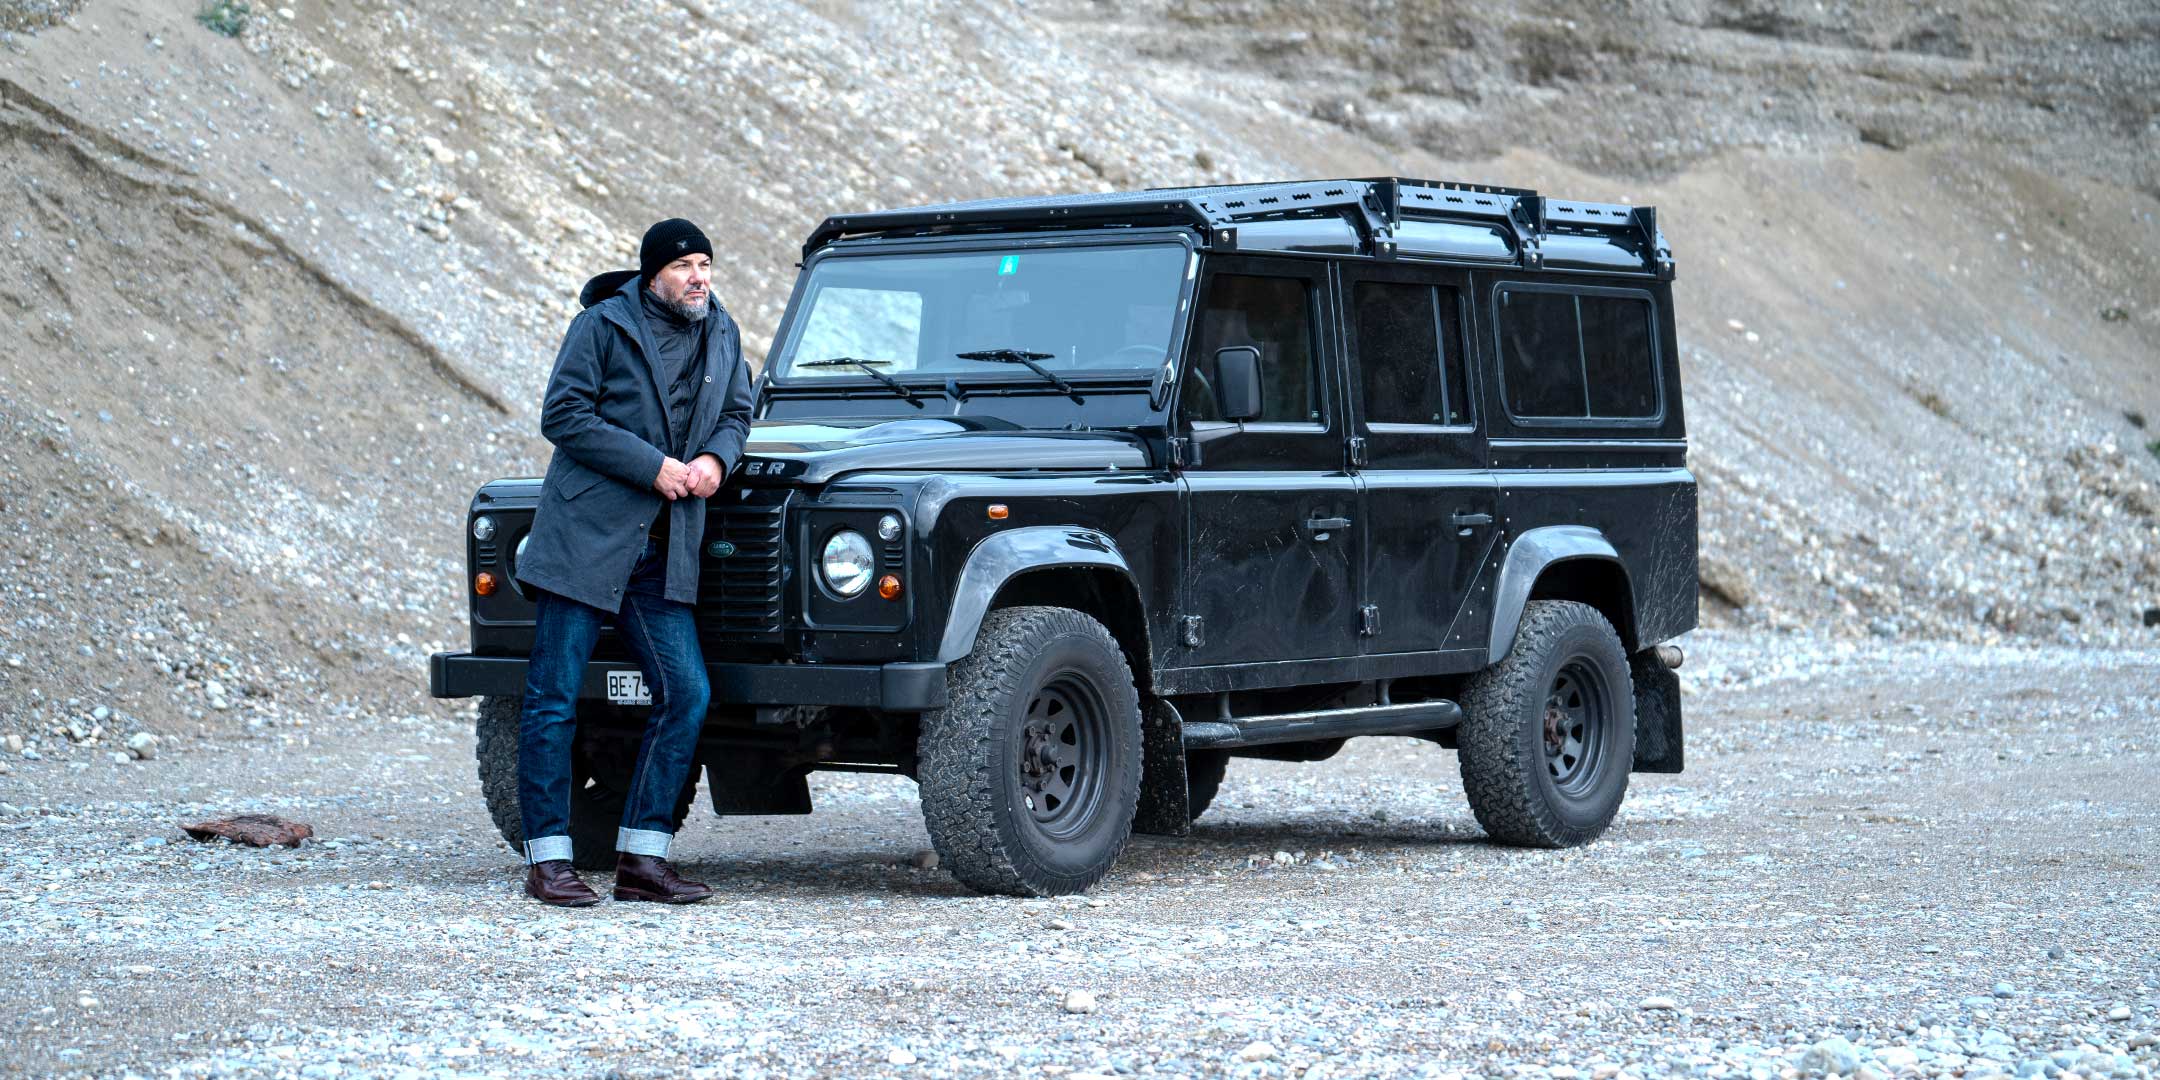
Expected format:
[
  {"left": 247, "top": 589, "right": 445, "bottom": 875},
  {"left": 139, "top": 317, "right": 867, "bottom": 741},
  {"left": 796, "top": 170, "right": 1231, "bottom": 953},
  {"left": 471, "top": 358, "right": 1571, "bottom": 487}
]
[{"left": 606, "top": 670, "right": 651, "bottom": 706}]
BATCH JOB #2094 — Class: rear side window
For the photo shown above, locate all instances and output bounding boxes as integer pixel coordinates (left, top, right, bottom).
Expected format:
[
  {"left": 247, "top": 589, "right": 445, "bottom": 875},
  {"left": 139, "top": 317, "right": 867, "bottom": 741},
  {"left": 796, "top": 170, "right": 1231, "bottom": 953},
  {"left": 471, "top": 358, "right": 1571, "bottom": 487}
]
[
  {"left": 1352, "top": 281, "right": 1470, "bottom": 426},
  {"left": 1497, "top": 287, "right": 1659, "bottom": 421}
]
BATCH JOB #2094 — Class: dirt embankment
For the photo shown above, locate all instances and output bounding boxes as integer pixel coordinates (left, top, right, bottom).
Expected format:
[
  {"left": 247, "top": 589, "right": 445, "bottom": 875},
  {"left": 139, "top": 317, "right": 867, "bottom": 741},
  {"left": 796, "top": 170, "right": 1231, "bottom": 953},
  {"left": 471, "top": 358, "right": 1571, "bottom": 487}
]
[{"left": 0, "top": 0, "right": 2156, "bottom": 750}]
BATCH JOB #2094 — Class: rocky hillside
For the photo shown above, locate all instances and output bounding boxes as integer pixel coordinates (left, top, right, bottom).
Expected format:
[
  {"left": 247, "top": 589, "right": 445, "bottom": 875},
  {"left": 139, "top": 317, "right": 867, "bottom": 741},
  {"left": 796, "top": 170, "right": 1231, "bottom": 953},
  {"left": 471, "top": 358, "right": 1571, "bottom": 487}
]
[{"left": 0, "top": 0, "right": 2154, "bottom": 745}]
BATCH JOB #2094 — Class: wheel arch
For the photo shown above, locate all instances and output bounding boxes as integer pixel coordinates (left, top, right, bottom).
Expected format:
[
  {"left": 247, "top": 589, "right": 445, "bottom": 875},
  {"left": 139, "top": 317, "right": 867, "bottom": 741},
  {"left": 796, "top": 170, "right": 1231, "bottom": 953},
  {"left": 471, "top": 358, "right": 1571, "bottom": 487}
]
[
  {"left": 1488, "top": 526, "right": 1640, "bottom": 660},
  {"left": 935, "top": 526, "right": 1152, "bottom": 690}
]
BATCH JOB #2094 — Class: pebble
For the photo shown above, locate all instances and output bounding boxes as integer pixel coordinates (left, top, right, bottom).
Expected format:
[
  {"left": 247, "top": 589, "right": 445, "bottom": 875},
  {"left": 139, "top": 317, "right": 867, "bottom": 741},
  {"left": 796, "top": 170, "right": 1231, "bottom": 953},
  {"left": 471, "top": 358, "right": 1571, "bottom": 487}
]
[
  {"left": 1061, "top": 990, "right": 1096, "bottom": 1014},
  {"left": 1639, "top": 996, "right": 1678, "bottom": 1011},
  {"left": 2105, "top": 1005, "right": 2131, "bottom": 1021},
  {"left": 1994, "top": 982, "right": 2018, "bottom": 998},
  {"left": 1801, "top": 1036, "right": 1861, "bottom": 1077},
  {"left": 1878, "top": 1047, "right": 1921, "bottom": 1070},
  {"left": 125, "top": 733, "right": 157, "bottom": 761},
  {"left": 886, "top": 1048, "right": 917, "bottom": 1065},
  {"left": 909, "top": 850, "right": 938, "bottom": 870},
  {"left": 1238, "top": 1041, "right": 1277, "bottom": 1062}
]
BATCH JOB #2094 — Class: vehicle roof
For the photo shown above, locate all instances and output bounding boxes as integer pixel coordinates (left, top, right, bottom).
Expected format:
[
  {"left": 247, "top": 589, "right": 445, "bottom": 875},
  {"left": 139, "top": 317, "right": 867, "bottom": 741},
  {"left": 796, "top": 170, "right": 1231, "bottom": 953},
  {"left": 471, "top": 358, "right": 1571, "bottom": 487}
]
[{"left": 803, "top": 177, "right": 1674, "bottom": 280}]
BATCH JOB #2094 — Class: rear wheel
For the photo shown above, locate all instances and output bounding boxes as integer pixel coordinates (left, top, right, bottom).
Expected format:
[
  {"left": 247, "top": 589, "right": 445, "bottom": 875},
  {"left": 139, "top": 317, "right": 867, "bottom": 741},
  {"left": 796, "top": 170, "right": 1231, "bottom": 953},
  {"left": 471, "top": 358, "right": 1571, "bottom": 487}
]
[
  {"left": 475, "top": 695, "right": 698, "bottom": 871},
  {"left": 1457, "top": 601, "right": 1634, "bottom": 847},
  {"left": 918, "top": 607, "right": 1141, "bottom": 896}
]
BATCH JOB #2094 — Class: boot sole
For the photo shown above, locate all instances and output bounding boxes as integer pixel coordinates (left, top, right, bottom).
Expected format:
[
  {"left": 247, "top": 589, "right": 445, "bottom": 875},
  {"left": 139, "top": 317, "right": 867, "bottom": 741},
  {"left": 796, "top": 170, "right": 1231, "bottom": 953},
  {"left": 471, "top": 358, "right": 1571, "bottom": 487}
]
[
  {"left": 613, "top": 887, "right": 713, "bottom": 904},
  {"left": 528, "top": 891, "right": 600, "bottom": 908}
]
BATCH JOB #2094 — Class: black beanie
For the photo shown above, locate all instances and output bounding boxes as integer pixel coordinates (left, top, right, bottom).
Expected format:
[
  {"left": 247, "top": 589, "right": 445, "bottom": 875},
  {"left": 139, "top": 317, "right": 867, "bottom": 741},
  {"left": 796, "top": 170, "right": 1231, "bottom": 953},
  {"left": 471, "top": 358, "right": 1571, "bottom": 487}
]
[{"left": 639, "top": 218, "right": 712, "bottom": 283}]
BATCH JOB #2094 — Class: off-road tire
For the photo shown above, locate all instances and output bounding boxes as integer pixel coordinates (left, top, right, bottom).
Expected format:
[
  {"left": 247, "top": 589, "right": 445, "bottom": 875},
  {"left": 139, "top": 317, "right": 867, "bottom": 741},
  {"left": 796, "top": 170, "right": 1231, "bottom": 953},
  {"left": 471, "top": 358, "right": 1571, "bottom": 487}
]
[
  {"left": 475, "top": 695, "right": 697, "bottom": 872},
  {"left": 1185, "top": 749, "right": 1230, "bottom": 823},
  {"left": 1458, "top": 600, "right": 1635, "bottom": 848},
  {"left": 918, "top": 606, "right": 1142, "bottom": 896}
]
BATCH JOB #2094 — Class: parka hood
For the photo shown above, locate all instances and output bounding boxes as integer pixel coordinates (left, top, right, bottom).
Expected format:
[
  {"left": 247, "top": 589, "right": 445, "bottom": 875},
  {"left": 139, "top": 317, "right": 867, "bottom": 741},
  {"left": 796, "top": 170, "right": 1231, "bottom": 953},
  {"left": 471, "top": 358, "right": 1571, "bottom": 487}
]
[{"left": 578, "top": 269, "right": 641, "bottom": 309}]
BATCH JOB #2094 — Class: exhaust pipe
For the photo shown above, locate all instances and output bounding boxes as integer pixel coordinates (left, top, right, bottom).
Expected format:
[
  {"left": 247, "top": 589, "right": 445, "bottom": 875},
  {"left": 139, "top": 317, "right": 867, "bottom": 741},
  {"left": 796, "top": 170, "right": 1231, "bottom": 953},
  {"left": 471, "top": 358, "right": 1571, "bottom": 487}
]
[{"left": 1653, "top": 644, "right": 1685, "bottom": 670}]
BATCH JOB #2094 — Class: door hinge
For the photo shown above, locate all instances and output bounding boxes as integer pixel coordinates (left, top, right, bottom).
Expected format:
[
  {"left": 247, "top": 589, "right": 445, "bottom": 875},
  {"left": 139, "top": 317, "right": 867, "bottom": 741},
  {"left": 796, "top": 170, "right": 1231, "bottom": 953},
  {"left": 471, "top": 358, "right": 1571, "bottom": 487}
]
[
  {"left": 1360, "top": 604, "right": 1380, "bottom": 637},
  {"left": 1169, "top": 436, "right": 1196, "bottom": 469},
  {"left": 1180, "top": 615, "right": 1205, "bottom": 648},
  {"left": 1346, "top": 436, "right": 1368, "bottom": 469}
]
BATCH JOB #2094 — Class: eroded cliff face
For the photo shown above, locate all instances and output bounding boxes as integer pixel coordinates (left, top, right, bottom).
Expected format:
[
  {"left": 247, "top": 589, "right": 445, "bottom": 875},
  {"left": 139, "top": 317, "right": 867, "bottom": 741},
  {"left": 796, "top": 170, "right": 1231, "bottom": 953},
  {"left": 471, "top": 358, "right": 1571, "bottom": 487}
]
[
  {"left": 1046, "top": 0, "right": 2160, "bottom": 192},
  {"left": 0, "top": 1, "right": 2154, "bottom": 738}
]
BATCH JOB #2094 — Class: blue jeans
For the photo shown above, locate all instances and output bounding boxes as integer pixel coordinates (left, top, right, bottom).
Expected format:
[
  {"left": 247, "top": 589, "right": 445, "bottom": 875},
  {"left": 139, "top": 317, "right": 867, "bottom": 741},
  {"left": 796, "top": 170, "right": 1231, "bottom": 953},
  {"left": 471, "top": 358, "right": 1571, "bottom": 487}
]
[{"left": 518, "top": 536, "right": 710, "bottom": 863}]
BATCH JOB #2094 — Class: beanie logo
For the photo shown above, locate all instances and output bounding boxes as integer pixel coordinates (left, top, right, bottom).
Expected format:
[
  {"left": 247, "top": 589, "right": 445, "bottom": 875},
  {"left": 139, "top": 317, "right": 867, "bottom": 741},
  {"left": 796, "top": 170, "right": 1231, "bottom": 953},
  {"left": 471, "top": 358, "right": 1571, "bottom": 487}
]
[{"left": 676, "top": 239, "right": 688, "bottom": 251}]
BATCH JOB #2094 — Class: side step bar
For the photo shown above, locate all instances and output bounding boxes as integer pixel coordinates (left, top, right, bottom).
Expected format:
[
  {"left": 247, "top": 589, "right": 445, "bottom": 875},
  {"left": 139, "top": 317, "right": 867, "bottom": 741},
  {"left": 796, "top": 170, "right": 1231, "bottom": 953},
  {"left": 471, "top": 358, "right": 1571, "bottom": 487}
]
[{"left": 1181, "top": 700, "right": 1462, "bottom": 751}]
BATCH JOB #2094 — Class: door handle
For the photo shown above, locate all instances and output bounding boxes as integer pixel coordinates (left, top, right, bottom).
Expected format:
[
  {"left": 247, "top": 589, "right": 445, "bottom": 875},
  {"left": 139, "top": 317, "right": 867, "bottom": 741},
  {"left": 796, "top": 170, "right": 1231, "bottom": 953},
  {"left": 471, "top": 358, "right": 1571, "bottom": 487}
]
[
  {"left": 1303, "top": 516, "right": 1352, "bottom": 540},
  {"left": 1451, "top": 511, "right": 1493, "bottom": 527}
]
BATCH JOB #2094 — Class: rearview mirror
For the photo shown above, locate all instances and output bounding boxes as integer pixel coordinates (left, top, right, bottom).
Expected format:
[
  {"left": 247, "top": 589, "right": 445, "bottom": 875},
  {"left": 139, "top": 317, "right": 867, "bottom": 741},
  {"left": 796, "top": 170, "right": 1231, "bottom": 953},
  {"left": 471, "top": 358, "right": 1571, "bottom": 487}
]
[{"left": 1213, "top": 346, "right": 1262, "bottom": 422}]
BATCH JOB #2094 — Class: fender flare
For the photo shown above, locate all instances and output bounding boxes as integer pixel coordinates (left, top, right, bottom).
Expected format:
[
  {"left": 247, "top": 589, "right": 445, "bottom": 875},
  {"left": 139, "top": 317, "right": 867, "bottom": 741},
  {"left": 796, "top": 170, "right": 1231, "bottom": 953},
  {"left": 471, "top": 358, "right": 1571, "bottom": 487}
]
[
  {"left": 1487, "top": 525, "right": 1626, "bottom": 661},
  {"left": 935, "top": 526, "right": 1134, "bottom": 664}
]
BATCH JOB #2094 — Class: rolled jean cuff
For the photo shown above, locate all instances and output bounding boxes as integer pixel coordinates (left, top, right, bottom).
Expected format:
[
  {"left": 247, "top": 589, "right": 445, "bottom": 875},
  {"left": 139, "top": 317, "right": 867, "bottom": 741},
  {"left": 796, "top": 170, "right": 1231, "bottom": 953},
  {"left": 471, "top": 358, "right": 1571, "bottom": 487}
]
[
  {"left": 524, "top": 835, "right": 573, "bottom": 865},
  {"left": 617, "top": 828, "right": 672, "bottom": 858}
]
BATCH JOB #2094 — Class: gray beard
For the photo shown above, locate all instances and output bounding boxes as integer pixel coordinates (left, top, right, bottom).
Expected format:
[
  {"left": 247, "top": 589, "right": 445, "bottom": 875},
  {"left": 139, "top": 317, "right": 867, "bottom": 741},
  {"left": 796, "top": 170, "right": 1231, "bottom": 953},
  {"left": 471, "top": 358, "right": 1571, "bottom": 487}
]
[{"left": 654, "top": 290, "right": 708, "bottom": 323}]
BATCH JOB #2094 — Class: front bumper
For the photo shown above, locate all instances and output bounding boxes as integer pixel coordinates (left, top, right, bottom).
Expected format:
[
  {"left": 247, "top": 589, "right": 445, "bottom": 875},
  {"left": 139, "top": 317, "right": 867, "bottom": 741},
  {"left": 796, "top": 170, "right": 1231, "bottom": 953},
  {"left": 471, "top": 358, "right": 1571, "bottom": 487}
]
[{"left": 427, "top": 653, "right": 949, "bottom": 711}]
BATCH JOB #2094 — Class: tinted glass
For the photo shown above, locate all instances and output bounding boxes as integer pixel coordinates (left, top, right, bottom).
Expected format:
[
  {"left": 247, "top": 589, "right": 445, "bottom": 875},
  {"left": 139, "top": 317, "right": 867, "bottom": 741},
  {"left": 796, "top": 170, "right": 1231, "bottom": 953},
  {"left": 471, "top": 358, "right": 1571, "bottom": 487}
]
[
  {"left": 1580, "top": 295, "right": 1658, "bottom": 418},
  {"left": 792, "top": 287, "right": 923, "bottom": 369},
  {"left": 776, "top": 243, "right": 1186, "bottom": 378},
  {"left": 1354, "top": 281, "right": 1452, "bottom": 425},
  {"left": 1499, "top": 289, "right": 1586, "bottom": 418},
  {"left": 1185, "top": 273, "right": 1319, "bottom": 424}
]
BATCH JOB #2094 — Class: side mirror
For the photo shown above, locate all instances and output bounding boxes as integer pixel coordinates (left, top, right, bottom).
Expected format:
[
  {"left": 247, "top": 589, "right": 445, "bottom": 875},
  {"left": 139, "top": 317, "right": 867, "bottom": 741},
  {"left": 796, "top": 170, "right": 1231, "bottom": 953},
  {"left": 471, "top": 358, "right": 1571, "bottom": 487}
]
[{"left": 1213, "top": 345, "right": 1263, "bottom": 422}]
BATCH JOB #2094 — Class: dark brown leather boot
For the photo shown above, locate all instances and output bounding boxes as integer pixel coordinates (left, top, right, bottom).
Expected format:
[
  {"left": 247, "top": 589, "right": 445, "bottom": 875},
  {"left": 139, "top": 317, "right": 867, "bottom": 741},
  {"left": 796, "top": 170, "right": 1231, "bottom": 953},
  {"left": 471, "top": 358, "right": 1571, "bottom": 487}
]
[
  {"left": 614, "top": 853, "right": 713, "bottom": 904},
  {"left": 525, "top": 860, "right": 600, "bottom": 907}
]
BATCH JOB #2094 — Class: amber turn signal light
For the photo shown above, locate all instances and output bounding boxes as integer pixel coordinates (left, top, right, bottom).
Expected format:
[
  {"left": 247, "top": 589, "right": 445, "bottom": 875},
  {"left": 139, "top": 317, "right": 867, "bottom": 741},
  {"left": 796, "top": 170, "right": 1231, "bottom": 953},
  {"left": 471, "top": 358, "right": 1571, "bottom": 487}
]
[
  {"left": 878, "top": 574, "right": 903, "bottom": 600},
  {"left": 986, "top": 504, "right": 1009, "bottom": 520},
  {"left": 474, "top": 572, "right": 497, "bottom": 596}
]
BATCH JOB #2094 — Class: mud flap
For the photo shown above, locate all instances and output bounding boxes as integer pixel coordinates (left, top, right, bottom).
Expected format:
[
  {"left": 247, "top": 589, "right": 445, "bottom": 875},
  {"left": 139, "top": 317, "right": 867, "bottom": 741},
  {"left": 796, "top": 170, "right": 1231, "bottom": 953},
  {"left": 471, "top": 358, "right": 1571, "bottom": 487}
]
[
  {"left": 704, "top": 759, "right": 814, "bottom": 815},
  {"left": 1630, "top": 652, "right": 1684, "bottom": 773},
  {"left": 1132, "top": 698, "right": 1192, "bottom": 836}
]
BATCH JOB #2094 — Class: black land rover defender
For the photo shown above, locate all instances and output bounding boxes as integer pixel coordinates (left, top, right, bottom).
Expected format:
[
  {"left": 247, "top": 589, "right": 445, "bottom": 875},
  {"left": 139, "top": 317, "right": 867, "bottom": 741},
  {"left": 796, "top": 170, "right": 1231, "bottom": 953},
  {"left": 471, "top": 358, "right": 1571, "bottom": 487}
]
[{"left": 430, "top": 178, "right": 1695, "bottom": 896}]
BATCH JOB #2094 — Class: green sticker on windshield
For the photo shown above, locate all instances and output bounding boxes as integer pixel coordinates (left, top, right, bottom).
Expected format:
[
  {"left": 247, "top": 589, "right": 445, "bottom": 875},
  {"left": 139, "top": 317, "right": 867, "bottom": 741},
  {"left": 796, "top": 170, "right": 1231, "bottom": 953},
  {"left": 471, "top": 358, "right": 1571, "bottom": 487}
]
[{"left": 997, "top": 255, "right": 1019, "bottom": 276}]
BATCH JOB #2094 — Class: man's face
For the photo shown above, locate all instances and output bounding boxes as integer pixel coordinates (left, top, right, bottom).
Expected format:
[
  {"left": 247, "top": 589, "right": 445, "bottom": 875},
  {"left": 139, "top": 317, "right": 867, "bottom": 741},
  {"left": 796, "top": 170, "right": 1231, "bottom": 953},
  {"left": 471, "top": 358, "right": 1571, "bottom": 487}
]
[{"left": 651, "top": 253, "right": 712, "bottom": 317}]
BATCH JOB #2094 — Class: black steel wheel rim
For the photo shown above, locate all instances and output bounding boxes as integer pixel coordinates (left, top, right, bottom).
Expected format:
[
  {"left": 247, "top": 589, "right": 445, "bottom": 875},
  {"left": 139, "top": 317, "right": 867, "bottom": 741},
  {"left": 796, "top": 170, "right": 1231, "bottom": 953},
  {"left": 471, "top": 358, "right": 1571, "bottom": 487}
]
[
  {"left": 1015, "top": 670, "right": 1111, "bottom": 841},
  {"left": 1542, "top": 659, "right": 1608, "bottom": 797}
]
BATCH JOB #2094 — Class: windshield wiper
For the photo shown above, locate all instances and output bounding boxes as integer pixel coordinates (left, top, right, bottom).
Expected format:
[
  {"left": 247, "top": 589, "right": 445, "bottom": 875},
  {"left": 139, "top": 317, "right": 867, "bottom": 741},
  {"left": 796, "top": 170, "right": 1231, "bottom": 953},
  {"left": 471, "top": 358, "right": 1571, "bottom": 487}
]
[
  {"left": 955, "top": 348, "right": 1082, "bottom": 403},
  {"left": 796, "top": 357, "right": 920, "bottom": 405}
]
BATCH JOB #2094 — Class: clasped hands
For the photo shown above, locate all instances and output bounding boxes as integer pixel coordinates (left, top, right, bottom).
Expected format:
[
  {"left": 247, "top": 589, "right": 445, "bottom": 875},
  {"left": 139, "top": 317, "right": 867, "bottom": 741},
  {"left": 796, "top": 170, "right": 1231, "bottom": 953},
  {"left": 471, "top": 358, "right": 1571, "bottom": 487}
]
[{"left": 652, "top": 454, "right": 723, "bottom": 500}]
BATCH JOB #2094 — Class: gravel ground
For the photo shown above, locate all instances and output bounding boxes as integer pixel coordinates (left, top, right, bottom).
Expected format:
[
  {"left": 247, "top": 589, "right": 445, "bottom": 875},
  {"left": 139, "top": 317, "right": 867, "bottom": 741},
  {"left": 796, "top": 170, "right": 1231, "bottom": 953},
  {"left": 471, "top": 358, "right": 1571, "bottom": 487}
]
[{"left": 1, "top": 633, "right": 2155, "bottom": 1079}]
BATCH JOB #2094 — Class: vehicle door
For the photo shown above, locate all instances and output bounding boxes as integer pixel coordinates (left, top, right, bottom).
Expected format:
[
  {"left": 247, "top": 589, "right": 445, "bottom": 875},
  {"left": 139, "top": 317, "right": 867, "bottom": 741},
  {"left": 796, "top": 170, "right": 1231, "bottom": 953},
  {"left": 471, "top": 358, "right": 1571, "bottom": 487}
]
[
  {"left": 1335, "top": 261, "right": 1499, "bottom": 660},
  {"left": 1175, "top": 255, "right": 1362, "bottom": 669}
]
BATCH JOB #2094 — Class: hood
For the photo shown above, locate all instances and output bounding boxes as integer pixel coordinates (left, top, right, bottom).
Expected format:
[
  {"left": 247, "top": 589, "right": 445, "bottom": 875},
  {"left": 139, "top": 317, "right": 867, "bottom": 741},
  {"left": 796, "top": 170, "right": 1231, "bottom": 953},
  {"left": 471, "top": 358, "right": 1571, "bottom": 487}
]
[
  {"left": 579, "top": 269, "right": 641, "bottom": 309},
  {"left": 735, "top": 416, "right": 1150, "bottom": 485}
]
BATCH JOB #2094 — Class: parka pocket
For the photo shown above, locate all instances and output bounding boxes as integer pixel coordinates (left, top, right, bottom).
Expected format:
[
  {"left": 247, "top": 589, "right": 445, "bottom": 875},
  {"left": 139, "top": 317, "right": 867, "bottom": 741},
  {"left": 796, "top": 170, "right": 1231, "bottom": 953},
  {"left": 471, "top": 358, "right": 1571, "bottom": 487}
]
[{"left": 554, "top": 466, "right": 610, "bottom": 501}]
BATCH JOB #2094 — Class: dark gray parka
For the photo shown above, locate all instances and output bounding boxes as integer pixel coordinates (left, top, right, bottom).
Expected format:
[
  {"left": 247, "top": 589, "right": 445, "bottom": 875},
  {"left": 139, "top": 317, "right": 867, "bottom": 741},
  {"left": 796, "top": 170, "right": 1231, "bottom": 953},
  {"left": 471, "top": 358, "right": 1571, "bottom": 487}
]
[{"left": 514, "top": 271, "right": 756, "bottom": 612}]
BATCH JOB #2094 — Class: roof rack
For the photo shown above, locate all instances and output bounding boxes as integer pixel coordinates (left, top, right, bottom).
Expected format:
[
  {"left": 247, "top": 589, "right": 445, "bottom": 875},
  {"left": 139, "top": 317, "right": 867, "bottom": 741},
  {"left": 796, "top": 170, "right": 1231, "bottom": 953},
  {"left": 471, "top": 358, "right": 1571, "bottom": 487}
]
[{"left": 802, "top": 177, "right": 1673, "bottom": 279}]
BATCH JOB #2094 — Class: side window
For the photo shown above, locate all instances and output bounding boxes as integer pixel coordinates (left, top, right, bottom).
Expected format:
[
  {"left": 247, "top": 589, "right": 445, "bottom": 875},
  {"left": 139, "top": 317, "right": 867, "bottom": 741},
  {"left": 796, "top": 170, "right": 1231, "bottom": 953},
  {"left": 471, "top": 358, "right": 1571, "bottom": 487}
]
[
  {"left": 1184, "top": 273, "right": 1320, "bottom": 424},
  {"left": 1352, "top": 280, "right": 1469, "bottom": 426},
  {"left": 1497, "top": 287, "right": 1659, "bottom": 421},
  {"left": 1580, "top": 295, "right": 1657, "bottom": 418}
]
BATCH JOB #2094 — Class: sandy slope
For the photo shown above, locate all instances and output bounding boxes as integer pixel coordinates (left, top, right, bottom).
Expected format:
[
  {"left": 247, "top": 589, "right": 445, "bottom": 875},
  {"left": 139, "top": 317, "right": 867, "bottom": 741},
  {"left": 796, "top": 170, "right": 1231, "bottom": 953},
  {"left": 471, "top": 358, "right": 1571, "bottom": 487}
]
[{"left": 0, "top": 1, "right": 2155, "bottom": 744}]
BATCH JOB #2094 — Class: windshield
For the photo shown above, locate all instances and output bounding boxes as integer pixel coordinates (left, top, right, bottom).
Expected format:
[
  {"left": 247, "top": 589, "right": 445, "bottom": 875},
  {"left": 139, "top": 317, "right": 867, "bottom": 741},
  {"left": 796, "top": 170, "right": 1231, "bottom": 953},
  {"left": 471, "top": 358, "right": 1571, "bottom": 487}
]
[{"left": 772, "top": 242, "right": 1188, "bottom": 381}]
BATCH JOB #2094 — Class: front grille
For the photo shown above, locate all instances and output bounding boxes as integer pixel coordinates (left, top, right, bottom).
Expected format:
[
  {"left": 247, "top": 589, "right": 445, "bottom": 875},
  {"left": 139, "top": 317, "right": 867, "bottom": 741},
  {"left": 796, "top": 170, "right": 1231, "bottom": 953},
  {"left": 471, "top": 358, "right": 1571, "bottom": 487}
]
[{"left": 697, "top": 492, "right": 791, "bottom": 646}]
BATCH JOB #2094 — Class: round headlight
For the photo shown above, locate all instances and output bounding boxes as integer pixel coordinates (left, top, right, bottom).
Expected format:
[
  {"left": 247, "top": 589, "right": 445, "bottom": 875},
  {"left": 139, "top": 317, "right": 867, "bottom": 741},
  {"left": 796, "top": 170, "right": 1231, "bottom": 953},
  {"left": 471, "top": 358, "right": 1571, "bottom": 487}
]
[
  {"left": 820, "top": 529, "right": 875, "bottom": 598},
  {"left": 514, "top": 534, "right": 529, "bottom": 567},
  {"left": 471, "top": 515, "right": 496, "bottom": 541},
  {"left": 877, "top": 514, "right": 903, "bottom": 542}
]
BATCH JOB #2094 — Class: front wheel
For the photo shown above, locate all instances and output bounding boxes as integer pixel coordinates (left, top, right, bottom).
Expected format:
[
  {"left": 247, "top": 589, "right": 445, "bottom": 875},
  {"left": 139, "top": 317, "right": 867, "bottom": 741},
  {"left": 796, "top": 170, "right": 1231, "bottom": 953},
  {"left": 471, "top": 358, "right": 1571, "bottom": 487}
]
[
  {"left": 475, "top": 695, "right": 698, "bottom": 871},
  {"left": 1457, "top": 600, "right": 1635, "bottom": 847},
  {"left": 918, "top": 606, "right": 1142, "bottom": 896}
]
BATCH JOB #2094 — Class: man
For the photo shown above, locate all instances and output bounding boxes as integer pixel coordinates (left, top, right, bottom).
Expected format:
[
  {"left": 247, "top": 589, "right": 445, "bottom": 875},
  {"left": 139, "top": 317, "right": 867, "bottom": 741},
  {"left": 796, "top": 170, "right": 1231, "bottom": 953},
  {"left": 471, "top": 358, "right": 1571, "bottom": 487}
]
[{"left": 510, "top": 218, "right": 755, "bottom": 907}]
